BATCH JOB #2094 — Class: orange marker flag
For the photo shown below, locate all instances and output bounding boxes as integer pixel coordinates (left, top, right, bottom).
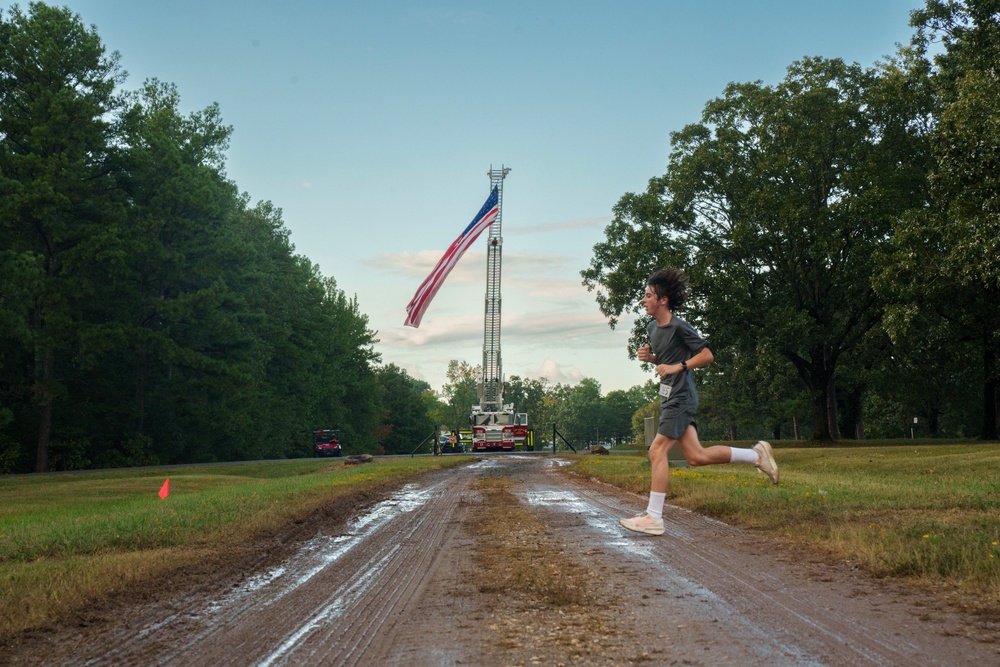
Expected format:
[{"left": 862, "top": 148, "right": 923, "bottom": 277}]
[{"left": 158, "top": 478, "right": 170, "bottom": 500}]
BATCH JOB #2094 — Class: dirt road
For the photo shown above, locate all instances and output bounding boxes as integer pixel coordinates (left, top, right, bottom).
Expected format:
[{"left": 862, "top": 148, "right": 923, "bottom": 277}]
[{"left": 7, "top": 456, "right": 999, "bottom": 666}]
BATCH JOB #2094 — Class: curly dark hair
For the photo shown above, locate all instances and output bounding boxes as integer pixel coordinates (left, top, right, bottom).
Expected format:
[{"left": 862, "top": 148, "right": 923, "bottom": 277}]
[{"left": 647, "top": 268, "right": 688, "bottom": 311}]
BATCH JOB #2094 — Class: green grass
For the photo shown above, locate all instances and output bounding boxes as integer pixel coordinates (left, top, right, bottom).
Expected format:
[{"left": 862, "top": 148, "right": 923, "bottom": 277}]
[
  {"left": 0, "top": 456, "right": 470, "bottom": 638},
  {"left": 573, "top": 443, "right": 1000, "bottom": 605}
]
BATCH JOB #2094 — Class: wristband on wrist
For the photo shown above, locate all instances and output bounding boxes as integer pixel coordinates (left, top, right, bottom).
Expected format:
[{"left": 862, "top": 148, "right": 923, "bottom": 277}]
[{"left": 681, "top": 359, "right": 688, "bottom": 371}]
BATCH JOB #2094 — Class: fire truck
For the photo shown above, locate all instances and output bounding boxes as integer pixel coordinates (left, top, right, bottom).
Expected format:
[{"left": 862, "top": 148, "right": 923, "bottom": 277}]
[
  {"left": 467, "top": 166, "right": 531, "bottom": 452},
  {"left": 471, "top": 408, "right": 531, "bottom": 451},
  {"left": 471, "top": 405, "right": 515, "bottom": 451},
  {"left": 313, "top": 429, "right": 343, "bottom": 457}
]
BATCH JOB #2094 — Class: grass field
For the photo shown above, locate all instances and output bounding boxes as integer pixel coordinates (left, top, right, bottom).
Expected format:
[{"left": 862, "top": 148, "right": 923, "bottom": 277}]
[
  {"left": 0, "top": 456, "right": 470, "bottom": 639},
  {"left": 572, "top": 442, "right": 1000, "bottom": 608}
]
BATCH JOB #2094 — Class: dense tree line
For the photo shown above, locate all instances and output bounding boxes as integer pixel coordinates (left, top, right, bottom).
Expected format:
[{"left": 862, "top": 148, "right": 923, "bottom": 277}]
[
  {"left": 0, "top": 3, "right": 429, "bottom": 472},
  {"left": 583, "top": 0, "right": 1000, "bottom": 442}
]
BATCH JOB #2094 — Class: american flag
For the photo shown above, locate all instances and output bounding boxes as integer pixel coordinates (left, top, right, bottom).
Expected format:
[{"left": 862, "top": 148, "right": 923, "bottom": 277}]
[{"left": 404, "top": 187, "right": 500, "bottom": 328}]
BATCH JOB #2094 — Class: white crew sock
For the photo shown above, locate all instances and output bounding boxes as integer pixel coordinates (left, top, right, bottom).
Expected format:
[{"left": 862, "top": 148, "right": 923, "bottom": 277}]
[
  {"left": 645, "top": 491, "right": 667, "bottom": 520},
  {"left": 730, "top": 447, "right": 760, "bottom": 464}
]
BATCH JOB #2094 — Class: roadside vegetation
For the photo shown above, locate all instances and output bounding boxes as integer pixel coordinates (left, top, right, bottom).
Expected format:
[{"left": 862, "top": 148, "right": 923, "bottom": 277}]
[
  {"left": 0, "top": 457, "right": 469, "bottom": 640},
  {"left": 572, "top": 443, "right": 1000, "bottom": 610}
]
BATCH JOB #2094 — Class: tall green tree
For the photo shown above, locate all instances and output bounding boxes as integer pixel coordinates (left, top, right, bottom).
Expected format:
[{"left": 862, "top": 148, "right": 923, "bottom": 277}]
[
  {"left": 0, "top": 3, "right": 126, "bottom": 471},
  {"left": 881, "top": 0, "right": 1000, "bottom": 439},
  {"left": 584, "top": 57, "right": 929, "bottom": 440},
  {"left": 438, "top": 360, "right": 480, "bottom": 429},
  {"left": 310, "top": 276, "right": 381, "bottom": 454},
  {"left": 503, "top": 375, "right": 548, "bottom": 426},
  {"left": 373, "top": 364, "right": 435, "bottom": 455},
  {"left": 549, "top": 378, "right": 609, "bottom": 445},
  {"left": 112, "top": 78, "right": 255, "bottom": 464},
  {"left": 604, "top": 385, "right": 652, "bottom": 444}
]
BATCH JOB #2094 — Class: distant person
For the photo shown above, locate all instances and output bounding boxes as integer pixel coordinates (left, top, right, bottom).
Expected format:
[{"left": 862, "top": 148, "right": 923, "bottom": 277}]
[{"left": 620, "top": 268, "right": 778, "bottom": 536}]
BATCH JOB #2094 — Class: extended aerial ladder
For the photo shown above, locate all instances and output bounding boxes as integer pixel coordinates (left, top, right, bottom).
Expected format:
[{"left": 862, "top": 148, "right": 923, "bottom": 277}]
[
  {"left": 471, "top": 166, "right": 530, "bottom": 450},
  {"left": 479, "top": 165, "right": 509, "bottom": 412}
]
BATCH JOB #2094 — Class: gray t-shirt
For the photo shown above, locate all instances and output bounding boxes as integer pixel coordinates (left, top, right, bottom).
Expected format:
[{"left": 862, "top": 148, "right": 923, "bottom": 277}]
[{"left": 647, "top": 315, "right": 709, "bottom": 409}]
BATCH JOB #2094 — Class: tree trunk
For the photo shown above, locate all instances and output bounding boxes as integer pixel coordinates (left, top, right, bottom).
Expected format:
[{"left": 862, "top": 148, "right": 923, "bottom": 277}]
[
  {"left": 927, "top": 405, "right": 940, "bottom": 437},
  {"left": 810, "top": 379, "right": 838, "bottom": 441},
  {"left": 826, "top": 373, "right": 840, "bottom": 440},
  {"left": 838, "top": 386, "right": 863, "bottom": 440},
  {"left": 804, "top": 345, "right": 838, "bottom": 441},
  {"left": 35, "top": 349, "right": 54, "bottom": 473},
  {"left": 812, "top": 390, "right": 829, "bottom": 440},
  {"left": 793, "top": 415, "right": 801, "bottom": 440},
  {"left": 984, "top": 338, "right": 999, "bottom": 440},
  {"left": 135, "top": 349, "right": 147, "bottom": 436}
]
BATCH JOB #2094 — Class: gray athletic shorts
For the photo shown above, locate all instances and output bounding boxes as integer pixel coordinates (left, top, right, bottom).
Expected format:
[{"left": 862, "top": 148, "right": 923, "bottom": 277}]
[{"left": 658, "top": 401, "right": 697, "bottom": 440}]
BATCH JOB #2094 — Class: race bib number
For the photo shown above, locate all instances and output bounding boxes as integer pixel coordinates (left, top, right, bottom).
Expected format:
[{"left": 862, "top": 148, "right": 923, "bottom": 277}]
[{"left": 659, "top": 383, "right": 672, "bottom": 399}]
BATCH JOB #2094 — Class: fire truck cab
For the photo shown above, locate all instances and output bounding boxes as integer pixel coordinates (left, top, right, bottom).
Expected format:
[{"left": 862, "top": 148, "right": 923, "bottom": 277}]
[
  {"left": 471, "top": 406, "right": 516, "bottom": 451},
  {"left": 313, "top": 429, "right": 343, "bottom": 457}
]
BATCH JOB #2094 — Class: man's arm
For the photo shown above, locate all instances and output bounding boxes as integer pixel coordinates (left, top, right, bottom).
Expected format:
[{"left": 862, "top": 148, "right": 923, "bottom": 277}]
[{"left": 654, "top": 346, "right": 714, "bottom": 379}]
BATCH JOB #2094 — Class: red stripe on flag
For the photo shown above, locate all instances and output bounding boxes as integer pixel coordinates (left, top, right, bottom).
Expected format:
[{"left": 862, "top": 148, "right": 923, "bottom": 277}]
[
  {"left": 405, "top": 208, "right": 497, "bottom": 326},
  {"left": 404, "top": 192, "right": 499, "bottom": 328}
]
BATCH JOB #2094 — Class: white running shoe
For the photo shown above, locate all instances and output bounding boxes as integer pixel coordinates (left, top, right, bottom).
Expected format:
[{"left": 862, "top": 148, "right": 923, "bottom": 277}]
[
  {"left": 753, "top": 440, "right": 779, "bottom": 485},
  {"left": 619, "top": 513, "right": 665, "bottom": 536}
]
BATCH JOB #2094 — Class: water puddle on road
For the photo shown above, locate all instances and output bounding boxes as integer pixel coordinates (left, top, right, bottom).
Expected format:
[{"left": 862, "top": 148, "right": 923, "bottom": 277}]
[
  {"left": 255, "top": 545, "right": 402, "bottom": 667},
  {"left": 520, "top": 488, "right": 655, "bottom": 558},
  {"left": 195, "top": 483, "right": 438, "bottom": 619}
]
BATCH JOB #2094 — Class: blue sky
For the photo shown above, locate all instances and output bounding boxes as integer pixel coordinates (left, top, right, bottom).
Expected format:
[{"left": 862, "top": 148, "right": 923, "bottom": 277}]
[{"left": 34, "top": 0, "right": 923, "bottom": 395}]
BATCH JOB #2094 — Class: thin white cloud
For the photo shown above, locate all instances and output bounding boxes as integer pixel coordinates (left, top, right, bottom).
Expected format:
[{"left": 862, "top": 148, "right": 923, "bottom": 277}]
[
  {"left": 503, "top": 310, "right": 607, "bottom": 338},
  {"left": 527, "top": 359, "right": 585, "bottom": 385},
  {"left": 365, "top": 249, "right": 579, "bottom": 275},
  {"left": 506, "top": 217, "right": 612, "bottom": 235},
  {"left": 380, "top": 308, "right": 619, "bottom": 350},
  {"left": 396, "top": 362, "right": 426, "bottom": 383},
  {"left": 505, "top": 274, "right": 592, "bottom": 300},
  {"left": 362, "top": 251, "right": 595, "bottom": 311},
  {"left": 379, "top": 313, "right": 483, "bottom": 348},
  {"left": 364, "top": 249, "right": 486, "bottom": 282}
]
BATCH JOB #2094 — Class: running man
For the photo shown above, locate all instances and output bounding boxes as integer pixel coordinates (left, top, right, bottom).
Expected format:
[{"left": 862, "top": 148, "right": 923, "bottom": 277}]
[{"left": 620, "top": 268, "right": 778, "bottom": 536}]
